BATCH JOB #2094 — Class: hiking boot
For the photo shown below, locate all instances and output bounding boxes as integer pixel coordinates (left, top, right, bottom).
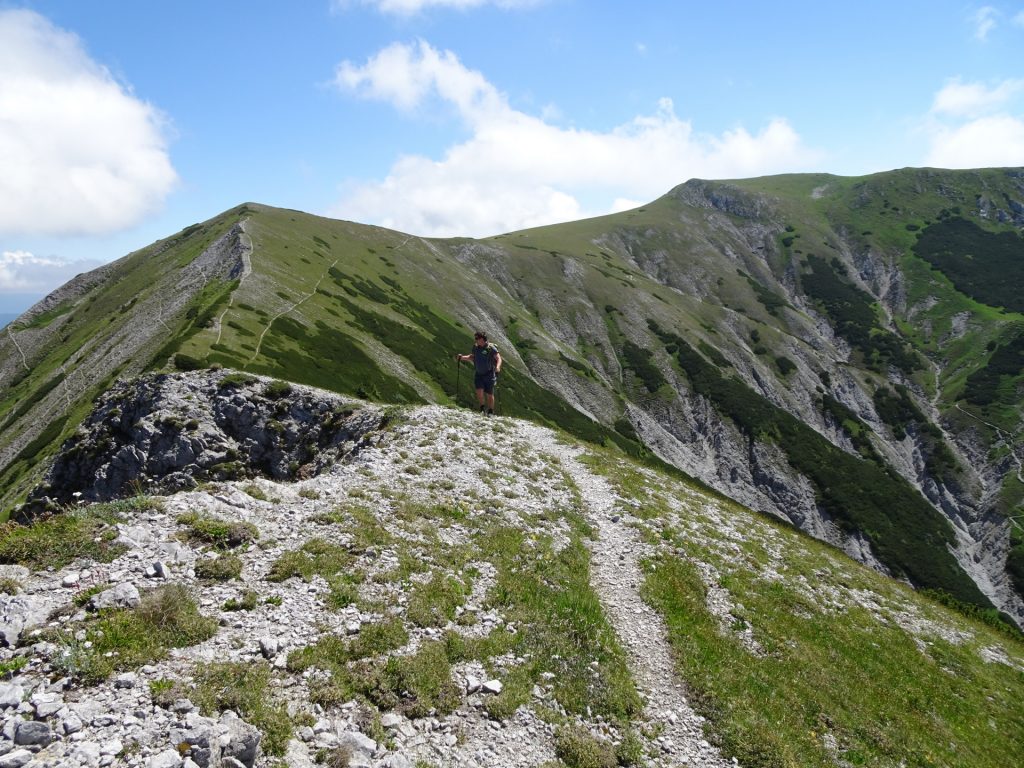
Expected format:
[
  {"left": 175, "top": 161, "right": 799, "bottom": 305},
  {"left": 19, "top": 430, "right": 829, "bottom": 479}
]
[
  {"left": 479, "top": 405, "right": 486, "bottom": 413},
  {"left": 487, "top": 408, "right": 494, "bottom": 416}
]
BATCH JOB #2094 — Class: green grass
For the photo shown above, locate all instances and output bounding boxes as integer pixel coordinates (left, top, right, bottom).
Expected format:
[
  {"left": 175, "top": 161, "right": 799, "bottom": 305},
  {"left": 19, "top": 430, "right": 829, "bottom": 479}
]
[
  {"left": 460, "top": 522, "right": 643, "bottom": 723},
  {"left": 191, "top": 661, "right": 292, "bottom": 756},
  {"left": 53, "top": 584, "right": 218, "bottom": 684},
  {"left": 643, "top": 552, "right": 1024, "bottom": 768},
  {"left": 0, "top": 497, "right": 163, "bottom": 569},
  {"left": 584, "top": 447, "right": 1024, "bottom": 768},
  {"left": 267, "top": 537, "right": 351, "bottom": 579},
  {"left": 177, "top": 512, "right": 259, "bottom": 549},
  {"left": 407, "top": 572, "right": 470, "bottom": 628},
  {"left": 194, "top": 553, "right": 242, "bottom": 581}
]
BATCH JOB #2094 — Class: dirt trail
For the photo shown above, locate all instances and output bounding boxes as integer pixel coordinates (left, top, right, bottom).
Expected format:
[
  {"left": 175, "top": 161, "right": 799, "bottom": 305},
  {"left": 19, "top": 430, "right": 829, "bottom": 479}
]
[{"left": 533, "top": 428, "right": 732, "bottom": 767}]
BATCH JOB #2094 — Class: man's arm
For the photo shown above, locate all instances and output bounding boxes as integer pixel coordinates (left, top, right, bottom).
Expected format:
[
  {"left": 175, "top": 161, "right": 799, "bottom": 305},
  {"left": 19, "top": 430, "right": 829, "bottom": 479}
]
[{"left": 494, "top": 351, "right": 502, "bottom": 373}]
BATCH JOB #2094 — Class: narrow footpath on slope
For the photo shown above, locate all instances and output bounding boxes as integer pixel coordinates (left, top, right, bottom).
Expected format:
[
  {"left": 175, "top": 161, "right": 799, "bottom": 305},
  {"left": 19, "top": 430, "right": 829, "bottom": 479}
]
[{"left": 531, "top": 428, "right": 734, "bottom": 768}]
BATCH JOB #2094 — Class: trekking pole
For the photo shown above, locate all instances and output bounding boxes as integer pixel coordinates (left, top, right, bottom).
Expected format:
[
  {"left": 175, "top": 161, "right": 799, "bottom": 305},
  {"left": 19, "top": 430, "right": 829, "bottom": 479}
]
[{"left": 454, "top": 356, "right": 461, "bottom": 407}]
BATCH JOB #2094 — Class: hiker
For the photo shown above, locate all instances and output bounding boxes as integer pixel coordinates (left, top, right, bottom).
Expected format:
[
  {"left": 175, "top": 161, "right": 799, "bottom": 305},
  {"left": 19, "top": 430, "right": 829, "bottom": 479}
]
[{"left": 455, "top": 331, "right": 502, "bottom": 415}]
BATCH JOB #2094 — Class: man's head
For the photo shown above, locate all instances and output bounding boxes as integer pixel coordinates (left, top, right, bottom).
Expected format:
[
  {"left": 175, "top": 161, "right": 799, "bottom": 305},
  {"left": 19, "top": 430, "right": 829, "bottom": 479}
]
[{"left": 474, "top": 331, "right": 487, "bottom": 346}]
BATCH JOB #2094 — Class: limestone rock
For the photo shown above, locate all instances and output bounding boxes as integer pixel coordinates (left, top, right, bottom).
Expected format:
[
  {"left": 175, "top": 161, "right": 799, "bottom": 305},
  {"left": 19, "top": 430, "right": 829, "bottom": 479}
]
[{"left": 89, "top": 582, "right": 140, "bottom": 611}]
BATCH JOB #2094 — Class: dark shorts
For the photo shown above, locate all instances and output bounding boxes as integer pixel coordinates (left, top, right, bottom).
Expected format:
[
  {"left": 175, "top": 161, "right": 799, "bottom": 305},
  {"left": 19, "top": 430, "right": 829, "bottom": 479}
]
[{"left": 474, "top": 372, "right": 496, "bottom": 394}]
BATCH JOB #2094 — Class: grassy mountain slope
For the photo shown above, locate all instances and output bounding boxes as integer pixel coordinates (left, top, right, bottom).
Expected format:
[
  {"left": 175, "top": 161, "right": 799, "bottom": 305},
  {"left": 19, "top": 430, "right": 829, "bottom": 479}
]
[{"left": 2, "top": 168, "right": 1022, "bottom": 621}]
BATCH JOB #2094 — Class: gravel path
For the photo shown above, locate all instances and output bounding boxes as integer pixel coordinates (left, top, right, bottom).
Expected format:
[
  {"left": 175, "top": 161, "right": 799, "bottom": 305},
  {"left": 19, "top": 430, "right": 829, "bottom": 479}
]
[{"left": 533, "top": 429, "right": 732, "bottom": 768}]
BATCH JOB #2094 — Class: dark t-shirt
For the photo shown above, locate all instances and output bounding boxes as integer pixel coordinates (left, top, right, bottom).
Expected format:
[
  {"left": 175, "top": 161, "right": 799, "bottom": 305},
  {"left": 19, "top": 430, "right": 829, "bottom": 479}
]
[{"left": 471, "top": 343, "right": 499, "bottom": 374}]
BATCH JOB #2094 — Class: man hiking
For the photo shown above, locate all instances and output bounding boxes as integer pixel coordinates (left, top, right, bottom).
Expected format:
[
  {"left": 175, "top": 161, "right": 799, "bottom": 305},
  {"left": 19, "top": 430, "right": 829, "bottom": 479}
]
[{"left": 455, "top": 331, "right": 502, "bottom": 415}]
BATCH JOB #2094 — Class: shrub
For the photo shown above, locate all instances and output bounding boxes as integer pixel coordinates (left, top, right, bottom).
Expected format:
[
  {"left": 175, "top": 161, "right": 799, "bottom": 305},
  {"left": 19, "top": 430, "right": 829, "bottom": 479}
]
[
  {"left": 194, "top": 554, "right": 242, "bottom": 581},
  {"left": 775, "top": 356, "right": 796, "bottom": 375},
  {"left": 264, "top": 380, "right": 293, "bottom": 399},
  {"left": 173, "top": 353, "right": 205, "bottom": 372},
  {"left": 177, "top": 513, "right": 258, "bottom": 549},
  {"left": 267, "top": 538, "right": 352, "bottom": 583},
  {"left": 554, "top": 727, "right": 617, "bottom": 768},
  {"left": 218, "top": 372, "right": 257, "bottom": 389},
  {"left": 222, "top": 590, "right": 259, "bottom": 611}
]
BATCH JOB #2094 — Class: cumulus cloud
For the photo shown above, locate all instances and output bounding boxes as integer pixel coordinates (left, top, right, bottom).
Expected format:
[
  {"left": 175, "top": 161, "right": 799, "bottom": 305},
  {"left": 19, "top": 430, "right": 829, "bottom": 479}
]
[
  {"left": 925, "top": 78, "right": 1024, "bottom": 168},
  {"left": 334, "top": 0, "right": 541, "bottom": 15},
  {"left": 0, "top": 250, "right": 103, "bottom": 294},
  {"left": 926, "top": 115, "right": 1024, "bottom": 167},
  {"left": 931, "top": 78, "right": 1024, "bottom": 116},
  {"left": 331, "top": 41, "right": 821, "bottom": 237},
  {"left": 0, "top": 10, "right": 177, "bottom": 237},
  {"left": 971, "top": 6, "right": 999, "bottom": 40}
]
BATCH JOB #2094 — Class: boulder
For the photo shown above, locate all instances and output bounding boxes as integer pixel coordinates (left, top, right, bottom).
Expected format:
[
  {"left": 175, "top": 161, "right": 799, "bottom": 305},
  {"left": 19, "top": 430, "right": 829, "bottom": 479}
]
[{"left": 90, "top": 582, "right": 140, "bottom": 611}]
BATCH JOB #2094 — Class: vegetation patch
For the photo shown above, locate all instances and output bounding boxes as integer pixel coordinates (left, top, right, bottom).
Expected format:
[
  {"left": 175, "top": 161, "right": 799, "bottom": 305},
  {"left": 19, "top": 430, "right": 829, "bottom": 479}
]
[
  {"left": 913, "top": 218, "right": 1024, "bottom": 313},
  {"left": 53, "top": 584, "right": 217, "bottom": 684},
  {"left": 621, "top": 340, "right": 668, "bottom": 393},
  {"left": 268, "top": 538, "right": 351, "bottom": 581},
  {"left": 191, "top": 661, "right": 292, "bottom": 756},
  {"left": 642, "top": 552, "right": 1024, "bottom": 768},
  {"left": 800, "top": 255, "right": 919, "bottom": 373},
  {"left": 194, "top": 554, "right": 242, "bottom": 581},
  {"left": 554, "top": 726, "right": 617, "bottom": 768},
  {"left": 961, "top": 329, "right": 1024, "bottom": 408},
  {"left": 0, "top": 498, "right": 160, "bottom": 569},
  {"left": 177, "top": 512, "right": 259, "bottom": 549}
]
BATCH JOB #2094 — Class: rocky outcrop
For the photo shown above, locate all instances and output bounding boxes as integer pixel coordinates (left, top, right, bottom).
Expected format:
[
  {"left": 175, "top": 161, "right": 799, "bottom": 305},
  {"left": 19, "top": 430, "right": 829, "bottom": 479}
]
[{"left": 22, "top": 371, "right": 384, "bottom": 515}]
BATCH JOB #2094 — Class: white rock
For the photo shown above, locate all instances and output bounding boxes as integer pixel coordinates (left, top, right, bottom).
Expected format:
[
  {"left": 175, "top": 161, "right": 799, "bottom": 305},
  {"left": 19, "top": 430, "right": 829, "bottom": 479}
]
[
  {"left": 71, "top": 742, "right": 102, "bottom": 766},
  {"left": 465, "top": 675, "right": 482, "bottom": 693},
  {"left": 258, "top": 637, "right": 280, "bottom": 659},
  {"left": 482, "top": 679, "right": 503, "bottom": 694},
  {"left": 0, "top": 750, "right": 33, "bottom": 768},
  {"left": 62, "top": 712, "right": 84, "bottom": 734},
  {"left": 147, "top": 749, "right": 183, "bottom": 768},
  {"left": 62, "top": 573, "right": 81, "bottom": 588},
  {"left": 339, "top": 731, "right": 376, "bottom": 756},
  {"left": 30, "top": 690, "right": 63, "bottom": 719},
  {"left": 0, "top": 683, "right": 24, "bottom": 709},
  {"left": 101, "top": 739, "right": 123, "bottom": 755},
  {"left": 114, "top": 672, "right": 138, "bottom": 688},
  {"left": 90, "top": 582, "right": 140, "bottom": 611},
  {"left": 380, "top": 713, "right": 403, "bottom": 730}
]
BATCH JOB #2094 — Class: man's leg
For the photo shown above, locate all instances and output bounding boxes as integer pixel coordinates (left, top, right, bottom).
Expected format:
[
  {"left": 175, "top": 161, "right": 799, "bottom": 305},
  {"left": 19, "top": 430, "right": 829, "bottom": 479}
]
[
  {"left": 486, "top": 392, "right": 495, "bottom": 411},
  {"left": 476, "top": 388, "right": 485, "bottom": 408}
]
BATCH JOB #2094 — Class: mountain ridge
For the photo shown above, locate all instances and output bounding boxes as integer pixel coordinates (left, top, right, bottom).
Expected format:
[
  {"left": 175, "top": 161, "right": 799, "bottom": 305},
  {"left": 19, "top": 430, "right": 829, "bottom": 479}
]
[{"left": 1, "top": 167, "right": 1023, "bottom": 625}]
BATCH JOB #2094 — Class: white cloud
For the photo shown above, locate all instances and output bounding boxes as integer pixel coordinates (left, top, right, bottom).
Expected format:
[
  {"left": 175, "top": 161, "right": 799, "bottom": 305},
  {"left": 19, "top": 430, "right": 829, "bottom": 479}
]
[
  {"left": 334, "top": 0, "right": 541, "bottom": 15},
  {"left": 0, "top": 10, "right": 177, "bottom": 237},
  {"left": 971, "top": 6, "right": 999, "bottom": 40},
  {"left": 331, "top": 41, "right": 821, "bottom": 237},
  {"left": 0, "top": 250, "right": 103, "bottom": 294},
  {"left": 931, "top": 78, "right": 1024, "bottom": 117},
  {"left": 926, "top": 115, "right": 1024, "bottom": 167},
  {"left": 1014, "top": 10, "right": 1024, "bottom": 27},
  {"left": 924, "top": 78, "right": 1024, "bottom": 168}
]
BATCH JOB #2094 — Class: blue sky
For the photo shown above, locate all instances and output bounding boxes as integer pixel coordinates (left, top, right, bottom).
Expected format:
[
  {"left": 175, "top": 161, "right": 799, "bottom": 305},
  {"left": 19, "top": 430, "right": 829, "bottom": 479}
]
[{"left": 1, "top": 0, "right": 1023, "bottom": 314}]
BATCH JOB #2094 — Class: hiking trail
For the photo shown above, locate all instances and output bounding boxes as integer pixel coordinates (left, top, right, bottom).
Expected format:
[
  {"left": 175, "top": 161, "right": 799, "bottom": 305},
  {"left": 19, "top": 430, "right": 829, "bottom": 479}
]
[{"left": 532, "top": 428, "right": 732, "bottom": 768}]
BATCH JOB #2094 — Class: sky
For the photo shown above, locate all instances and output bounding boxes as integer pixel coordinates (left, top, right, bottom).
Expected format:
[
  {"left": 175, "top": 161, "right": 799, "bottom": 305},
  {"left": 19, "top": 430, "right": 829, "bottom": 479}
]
[{"left": 1, "top": 0, "right": 1023, "bottom": 315}]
